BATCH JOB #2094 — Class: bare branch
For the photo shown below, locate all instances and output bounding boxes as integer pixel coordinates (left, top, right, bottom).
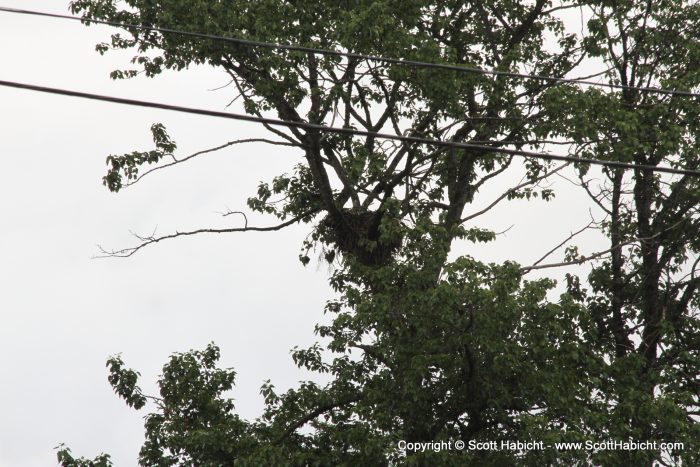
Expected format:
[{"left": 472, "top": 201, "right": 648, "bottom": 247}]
[
  {"left": 124, "top": 138, "right": 297, "bottom": 188},
  {"left": 95, "top": 211, "right": 316, "bottom": 258},
  {"left": 575, "top": 173, "right": 613, "bottom": 215},
  {"left": 220, "top": 209, "right": 248, "bottom": 228},
  {"left": 521, "top": 218, "right": 688, "bottom": 273},
  {"left": 529, "top": 213, "right": 597, "bottom": 268},
  {"left": 460, "top": 162, "right": 569, "bottom": 223},
  {"left": 207, "top": 78, "right": 235, "bottom": 92},
  {"left": 520, "top": 242, "right": 628, "bottom": 273},
  {"left": 495, "top": 224, "right": 515, "bottom": 236}
]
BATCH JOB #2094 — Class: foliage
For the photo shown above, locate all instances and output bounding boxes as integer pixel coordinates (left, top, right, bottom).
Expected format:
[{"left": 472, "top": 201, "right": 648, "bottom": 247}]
[
  {"left": 103, "top": 123, "right": 176, "bottom": 192},
  {"left": 59, "top": 0, "right": 700, "bottom": 466}
]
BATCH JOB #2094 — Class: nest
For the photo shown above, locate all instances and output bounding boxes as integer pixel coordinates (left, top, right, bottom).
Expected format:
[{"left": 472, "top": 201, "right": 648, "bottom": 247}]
[{"left": 320, "top": 208, "right": 401, "bottom": 267}]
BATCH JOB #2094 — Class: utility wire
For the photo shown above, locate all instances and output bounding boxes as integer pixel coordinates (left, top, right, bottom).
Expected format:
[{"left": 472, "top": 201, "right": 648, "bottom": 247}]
[
  {"left": 1, "top": 78, "right": 698, "bottom": 177},
  {"left": 1, "top": 5, "right": 700, "bottom": 99}
]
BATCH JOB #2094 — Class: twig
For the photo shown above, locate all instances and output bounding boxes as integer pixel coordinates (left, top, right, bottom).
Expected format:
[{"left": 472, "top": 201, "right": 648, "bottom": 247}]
[
  {"left": 494, "top": 224, "right": 515, "bottom": 236},
  {"left": 221, "top": 209, "right": 248, "bottom": 228}
]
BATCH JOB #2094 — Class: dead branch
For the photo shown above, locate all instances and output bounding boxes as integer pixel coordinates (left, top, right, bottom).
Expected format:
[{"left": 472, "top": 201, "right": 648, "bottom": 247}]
[
  {"left": 529, "top": 212, "right": 597, "bottom": 268},
  {"left": 95, "top": 211, "right": 316, "bottom": 258},
  {"left": 220, "top": 209, "right": 248, "bottom": 228}
]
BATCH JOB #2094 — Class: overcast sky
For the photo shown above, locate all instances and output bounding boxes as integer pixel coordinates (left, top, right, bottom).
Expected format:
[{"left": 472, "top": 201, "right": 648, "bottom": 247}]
[{"left": 0, "top": 2, "right": 604, "bottom": 465}]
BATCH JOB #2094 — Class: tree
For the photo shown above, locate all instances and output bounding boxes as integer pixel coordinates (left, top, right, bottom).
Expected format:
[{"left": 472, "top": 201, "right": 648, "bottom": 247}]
[
  {"left": 540, "top": 1, "right": 700, "bottom": 465},
  {"left": 59, "top": 1, "right": 698, "bottom": 465}
]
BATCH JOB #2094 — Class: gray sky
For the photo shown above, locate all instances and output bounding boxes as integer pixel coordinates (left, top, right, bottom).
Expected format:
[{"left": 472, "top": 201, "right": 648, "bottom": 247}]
[{"left": 0, "top": 2, "right": 603, "bottom": 465}]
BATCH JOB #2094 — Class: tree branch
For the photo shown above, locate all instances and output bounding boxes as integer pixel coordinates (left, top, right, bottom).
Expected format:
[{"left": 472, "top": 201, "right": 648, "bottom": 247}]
[
  {"left": 460, "top": 162, "right": 569, "bottom": 223},
  {"left": 124, "top": 138, "right": 297, "bottom": 188},
  {"left": 521, "top": 218, "right": 687, "bottom": 273},
  {"left": 273, "top": 394, "right": 361, "bottom": 445},
  {"left": 529, "top": 213, "right": 597, "bottom": 268},
  {"left": 95, "top": 211, "right": 316, "bottom": 258}
]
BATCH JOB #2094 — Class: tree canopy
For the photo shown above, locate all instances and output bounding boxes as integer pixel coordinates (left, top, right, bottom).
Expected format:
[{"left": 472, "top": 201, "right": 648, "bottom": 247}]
[{"left": 59, "top": 0, "right": 699, "bottom": 465}]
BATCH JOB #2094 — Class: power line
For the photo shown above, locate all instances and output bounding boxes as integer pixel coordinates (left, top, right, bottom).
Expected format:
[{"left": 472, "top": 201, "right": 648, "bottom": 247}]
[
  {"left": 2, "top": 5, "right": 700, "bottom": 99},
  {"left": 1, "top": 78, "right": 698, "bottom": 177}
]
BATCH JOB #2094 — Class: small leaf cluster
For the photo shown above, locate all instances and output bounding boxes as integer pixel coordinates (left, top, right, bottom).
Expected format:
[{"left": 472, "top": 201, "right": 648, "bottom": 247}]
[{"left": 103, "top": 123, "right": 176, "bottom": 192}]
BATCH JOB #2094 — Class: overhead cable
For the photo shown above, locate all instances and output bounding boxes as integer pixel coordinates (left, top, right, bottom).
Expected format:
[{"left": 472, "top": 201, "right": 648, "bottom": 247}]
[
  {"left": 1, "top": 78, "right": 698, "bottom": 177},
  {"left": 1, "top": 6, "right": 699, "bottom": 99}
]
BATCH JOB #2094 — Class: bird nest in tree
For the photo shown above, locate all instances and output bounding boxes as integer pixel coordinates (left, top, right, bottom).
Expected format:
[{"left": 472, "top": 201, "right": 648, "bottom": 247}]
[{"left": 319, "top": 208, "right": 401, "bottom": 267}]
